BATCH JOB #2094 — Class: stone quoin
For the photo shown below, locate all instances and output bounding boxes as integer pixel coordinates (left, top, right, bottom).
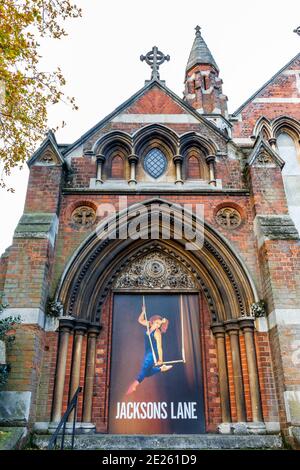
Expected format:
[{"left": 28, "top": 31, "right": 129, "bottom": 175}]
[{"left": 0, "top": 25, "right": 300, "bottom": 449}]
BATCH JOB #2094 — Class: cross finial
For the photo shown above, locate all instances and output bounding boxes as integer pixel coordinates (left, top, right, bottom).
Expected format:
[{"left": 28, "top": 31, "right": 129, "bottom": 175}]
[
  {"left": 140, "top": 46, "right": 170, "bottom": 81},
  {"left": 195, "top": 25, "right": 201, "bottom": 36},
  {"left": 294, "top": 26, "right": 300, "bottom": 36}
]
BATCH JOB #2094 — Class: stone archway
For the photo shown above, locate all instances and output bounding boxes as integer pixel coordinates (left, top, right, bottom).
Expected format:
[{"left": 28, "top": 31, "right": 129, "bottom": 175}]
[{"left": 51, "top": 199, "right": 264, "bottom": 433}]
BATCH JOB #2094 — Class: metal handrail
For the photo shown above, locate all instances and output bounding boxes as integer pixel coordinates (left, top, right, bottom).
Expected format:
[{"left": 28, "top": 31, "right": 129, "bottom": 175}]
[{"left": 48, "top": 386, "right": 82, "bottom": 450}]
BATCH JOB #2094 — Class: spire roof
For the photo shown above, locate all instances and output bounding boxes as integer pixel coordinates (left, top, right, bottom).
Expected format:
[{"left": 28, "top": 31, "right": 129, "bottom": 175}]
[{"left": 186, "top": 26, "right": 219, "bottom": 73}]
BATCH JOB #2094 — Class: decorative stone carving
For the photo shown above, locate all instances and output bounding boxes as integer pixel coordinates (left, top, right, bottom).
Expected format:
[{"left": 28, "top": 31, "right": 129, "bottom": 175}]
[
  {"left": 114, "top": 251, "right": 198, "bottom": 290},
  {"left": 250, "top": 300, "right": 266, "bottom": 318},
  {"left": 216, "top": 207, "right": 242, "bottom": 230},
  {"left": 71, "top": 206, "right": 96, "bottom": 227},
  {"left": 47, "top": 300, "right": 64, "bottom": 318},
  {"left": 254, "top": 151, "right": 274, "bottom": 166}
]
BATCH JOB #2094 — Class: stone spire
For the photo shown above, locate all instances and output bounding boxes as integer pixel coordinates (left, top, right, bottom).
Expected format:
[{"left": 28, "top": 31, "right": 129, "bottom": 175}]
[
  {"left": 186, "top": 26, "right": 219, "bottom": 73},
  {"left": 183, "top": 26, "right": 228, "bottom": 119}
]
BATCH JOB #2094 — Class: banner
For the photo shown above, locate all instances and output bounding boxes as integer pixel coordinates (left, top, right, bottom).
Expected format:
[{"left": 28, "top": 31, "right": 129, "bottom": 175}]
[{"left": 109, "top": 293, "right": 205, "bottom": 434}]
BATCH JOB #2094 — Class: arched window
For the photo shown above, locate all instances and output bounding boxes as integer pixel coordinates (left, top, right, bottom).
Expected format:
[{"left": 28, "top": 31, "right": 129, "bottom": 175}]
[
  {"left": 111, "top": 154, "right": 124, "bottom": 178},
  {"left": 277, "top": 131, "right": 300, "bottom": 176},
  {"left": 187, "top": 155, "right": 201, "bottom": 179},
  {"left": 144, "top": 148, "right": 167, "bottom": 179},
  {"left": 184, "top": 147, "right": 209, "bottom": 180}
]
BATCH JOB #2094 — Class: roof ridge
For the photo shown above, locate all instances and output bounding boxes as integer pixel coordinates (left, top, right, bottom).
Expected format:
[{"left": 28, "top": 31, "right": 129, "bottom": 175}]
[{"left": 232, "top": 52, "right": 300, "bottom": 116}]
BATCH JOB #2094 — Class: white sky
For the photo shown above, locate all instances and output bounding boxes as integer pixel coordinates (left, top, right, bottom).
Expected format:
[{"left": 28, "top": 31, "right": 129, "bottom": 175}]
[{"left": 0, "top": 0, "right": 300, "bottom": 256}]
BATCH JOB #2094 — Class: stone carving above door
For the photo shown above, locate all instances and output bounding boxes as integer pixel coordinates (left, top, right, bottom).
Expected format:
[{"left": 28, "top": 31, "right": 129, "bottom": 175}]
[{"left": 113, "top": 250, "right": 198, "bottom": 290}]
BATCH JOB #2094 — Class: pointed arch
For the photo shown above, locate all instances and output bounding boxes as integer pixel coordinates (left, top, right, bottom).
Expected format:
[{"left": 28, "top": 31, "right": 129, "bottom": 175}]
[
  {"left": 133, "top": 124, "right": 179, "bottom": 155},
  {"left": 252, "top": 117, "right": 272, "bottom": 140},
  {"left": 56, "top": 199, "right": 258, "bottom": 325},
  {"left": 179, "top": 131, "right": 219, "bottom": 156},
  {"left": 92, "top": 130, "right": 133, "bottom": 155}
]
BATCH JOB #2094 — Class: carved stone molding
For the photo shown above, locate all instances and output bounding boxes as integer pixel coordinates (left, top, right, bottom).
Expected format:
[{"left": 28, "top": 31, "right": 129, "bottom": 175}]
[
  {"left": 215, "top": 207, "right": 242, "bottom": 230},
  {"left": 113, "top": 250, "right": 198, "bottom": 290},
  {"left": 71, "top": 206, "right": 96, "bottom": 227}
]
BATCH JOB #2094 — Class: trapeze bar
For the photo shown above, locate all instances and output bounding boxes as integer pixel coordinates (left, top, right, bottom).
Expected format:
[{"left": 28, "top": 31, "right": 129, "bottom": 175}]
[{"left": 156, "top": 359, "right": 186, "bottom": 365}]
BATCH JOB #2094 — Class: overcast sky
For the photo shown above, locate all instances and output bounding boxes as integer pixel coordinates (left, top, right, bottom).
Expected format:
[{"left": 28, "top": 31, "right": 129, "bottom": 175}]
[{"left": 1, "top": 0, "right": 300, "bottom": 256}]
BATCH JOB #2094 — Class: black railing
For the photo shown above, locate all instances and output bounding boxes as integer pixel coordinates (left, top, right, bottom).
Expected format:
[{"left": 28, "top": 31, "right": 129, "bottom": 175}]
[{"left": 48, "top": 386, "right": 82, "bottom": 450}]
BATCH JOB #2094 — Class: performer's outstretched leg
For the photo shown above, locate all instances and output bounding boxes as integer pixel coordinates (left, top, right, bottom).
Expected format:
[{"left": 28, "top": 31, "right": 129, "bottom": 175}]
[{"left": 126, "top": 356, "right": 173, "bottom": 395}]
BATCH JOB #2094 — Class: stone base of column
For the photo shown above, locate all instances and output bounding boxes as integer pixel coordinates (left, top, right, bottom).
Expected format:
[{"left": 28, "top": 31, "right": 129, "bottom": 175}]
[
  {"left": 128, "top": 179, "right": 137, "bottom": 187},
  {"left": 47, "top": 421, "right": 96, "bottom": 434},
  {"left": 231, "top": 422, "right": 248, "bottom": 434},
  {"left": 218, "top": 421, "right": 267, "bottom": 435},
  {"left": 217, "top": 422, "right": 232, "bottom": 434},
  {"left": 175, "top": 179, "right": 183, "bottom": 186},
  {"left": 247, "top": 421, "right": 267, "bottom": 435}
]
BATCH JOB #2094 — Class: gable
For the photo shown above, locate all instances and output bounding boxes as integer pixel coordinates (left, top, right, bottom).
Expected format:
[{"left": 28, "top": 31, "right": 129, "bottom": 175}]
[
  {"left": 123, "top": 86, "right": 186, "bottom": 115},
  {"left": 232, "top": 53, "right": 300, "bottom": 139},
  {"left": 64, "top": 81, "right": 228, "bottom": 157}
]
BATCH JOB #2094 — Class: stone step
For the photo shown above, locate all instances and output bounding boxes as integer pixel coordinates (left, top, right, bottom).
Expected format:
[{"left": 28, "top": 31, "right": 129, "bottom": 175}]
[{"left": 32, "top": 433, "right": 283, "bottom": 450}]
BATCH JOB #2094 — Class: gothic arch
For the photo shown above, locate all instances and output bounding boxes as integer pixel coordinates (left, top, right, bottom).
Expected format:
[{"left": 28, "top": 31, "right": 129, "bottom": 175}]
[
  {"left": 56, "top": 199, "right": 258, "bottom": 324},
  {"left": 272, "top": 115, "right": 300, "bottom": 137},
  {"left": 92, "top": 130, "right": 132, "bottom": 155},
  {"left": 133, "top": 124, "right": 179, "bottom": 155},
  {"left": 252, "top": 117, "right": 272, "bottom": 140},
  {"left": 179, "top": 131, "right": 219, "bottom": 156}
]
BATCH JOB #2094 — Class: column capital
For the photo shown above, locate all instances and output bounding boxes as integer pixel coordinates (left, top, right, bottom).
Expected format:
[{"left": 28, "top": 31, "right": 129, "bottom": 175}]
[
  {"left": 88, "top": 322, "right": 102, "bottom": 336},
  {"left": 96, "top": 154, "right": 105, "bottom": 163},
  {"left": 211, "top": 323, "right": 226, "bottom": 337},
  {"left": 128, "top": 154, "right": 138, "bottom": 163},
  {"left": 83, "top": 149, "right": 95, "bottom": 157},
  {"left": 238, "top": 317, "right": 255, "bottom": 331},
  {"left": 173, "top": 154, "right": 183, "bottom": 164},
  {"left": 59, "top": 316, "right": 75, "bottom": 331},
  {"left": 268, "top": 137, "right": 277, "bottom": 146},
  {"left": 205, "top": 154, "right": 216, "bottom": 164},
  {"left": 224, "top": 319, "right": 240, "bottom": 334},
  {"left": 74, "top": 319, "right": 89, "bottom": 334}
]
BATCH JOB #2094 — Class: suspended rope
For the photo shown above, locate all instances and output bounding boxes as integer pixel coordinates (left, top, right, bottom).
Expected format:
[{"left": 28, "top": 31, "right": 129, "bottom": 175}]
[
  {"left": 142, "top": 295, "right": 186, "bottom": 366},
  {"left": 143, "top": 295, "right": 158, "bottom": 365}
]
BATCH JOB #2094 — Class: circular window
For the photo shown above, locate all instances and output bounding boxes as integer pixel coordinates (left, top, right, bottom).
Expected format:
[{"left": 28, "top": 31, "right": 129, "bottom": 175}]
[{"left": 144, "top": 148, "right": 167, "bottom": 179}]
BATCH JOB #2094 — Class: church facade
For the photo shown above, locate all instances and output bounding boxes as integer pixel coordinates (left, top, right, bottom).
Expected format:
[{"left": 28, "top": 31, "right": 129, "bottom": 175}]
[{"left": 1, "top": 27, "right": 300, "bottom": 448}]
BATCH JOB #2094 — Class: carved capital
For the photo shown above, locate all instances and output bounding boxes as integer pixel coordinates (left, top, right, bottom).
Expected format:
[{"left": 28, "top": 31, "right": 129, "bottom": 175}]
[
  {"left": 224, "top": 320, "right": 240, "bottom": 334},
  {"left": 128, "top": 154, "right": 139, "bottom": 164},
  {"left": 211, "top": 323, "right": 226, "bottom": 337},
  {"left": 59, "top": 316, "right": 76, "bottom": 332},
  {"left": 205, "top": 154, "right": 216, "bottom": 165}
]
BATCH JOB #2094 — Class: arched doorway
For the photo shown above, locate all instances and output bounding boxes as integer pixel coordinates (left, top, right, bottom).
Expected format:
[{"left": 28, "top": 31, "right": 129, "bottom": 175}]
[{"left": 50, "top": 199, "right": 264, "bottom": 434}]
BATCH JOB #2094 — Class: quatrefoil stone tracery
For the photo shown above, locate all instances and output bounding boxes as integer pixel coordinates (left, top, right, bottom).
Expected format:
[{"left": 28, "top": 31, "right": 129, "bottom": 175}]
[
  {"left": 71, "top": 206, "right": 96, "bottom": 227},
  {"left": 215, "top": 207, "right": 242, "bottom": 230}
]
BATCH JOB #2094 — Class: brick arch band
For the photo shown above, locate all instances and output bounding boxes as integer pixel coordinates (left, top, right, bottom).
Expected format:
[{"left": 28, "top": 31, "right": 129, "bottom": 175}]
[{"left": 51, "top": 198, "right": 264, "bottom": 430}]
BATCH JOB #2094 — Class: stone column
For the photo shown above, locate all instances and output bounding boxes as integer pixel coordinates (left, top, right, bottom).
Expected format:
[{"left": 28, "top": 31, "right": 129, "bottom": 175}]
[
  {"left": 68, "top": 320, "right": 88, "bottom": 422},
  {"left": 239, "top": 318, "right": 264, "bottom": 423},
  {"left": 96, "top": 154, "right": 105, "bottom": 183},
  {"left": 128, "top": 154, "right": 138, "bottom": 186},
  {"left": 82, "top": 323, "right": 101, "bottom": 423},
  {"left": 173, "top": 155, "right": 183, "bottom": 185},
  {"left": 206, "top": 155, "right": 216, "bottom": 186},
  {"left": 225, "top": 320, "right": 246, "bottom": 422},
  {"left": 51, "top": 316, "right": 75, "bottom": 423},
  {"left": 211, "top": 323, "right": 231, "bottom": 424}
]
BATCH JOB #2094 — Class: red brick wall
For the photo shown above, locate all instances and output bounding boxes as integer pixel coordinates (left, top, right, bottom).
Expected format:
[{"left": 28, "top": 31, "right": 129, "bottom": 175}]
[{"left": 232, "top": 56, "right": 300, "bottom": 138}]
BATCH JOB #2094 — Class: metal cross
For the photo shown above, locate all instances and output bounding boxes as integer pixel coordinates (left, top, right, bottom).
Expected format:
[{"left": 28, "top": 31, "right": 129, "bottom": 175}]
[
  {"left": 195, "top": 25, "right": 201, "bottom": 36},
  {"left": 140, "top": 46, "right": 170, "bottom": 81},
  {"left": 294, "top": 26, "right": 300, "bottom": 36}
]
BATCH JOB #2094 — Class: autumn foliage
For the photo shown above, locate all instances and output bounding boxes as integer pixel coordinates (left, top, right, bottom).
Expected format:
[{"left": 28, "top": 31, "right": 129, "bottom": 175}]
[{"left": 0, "top": 0, "right": 82, "bottom": 189}]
